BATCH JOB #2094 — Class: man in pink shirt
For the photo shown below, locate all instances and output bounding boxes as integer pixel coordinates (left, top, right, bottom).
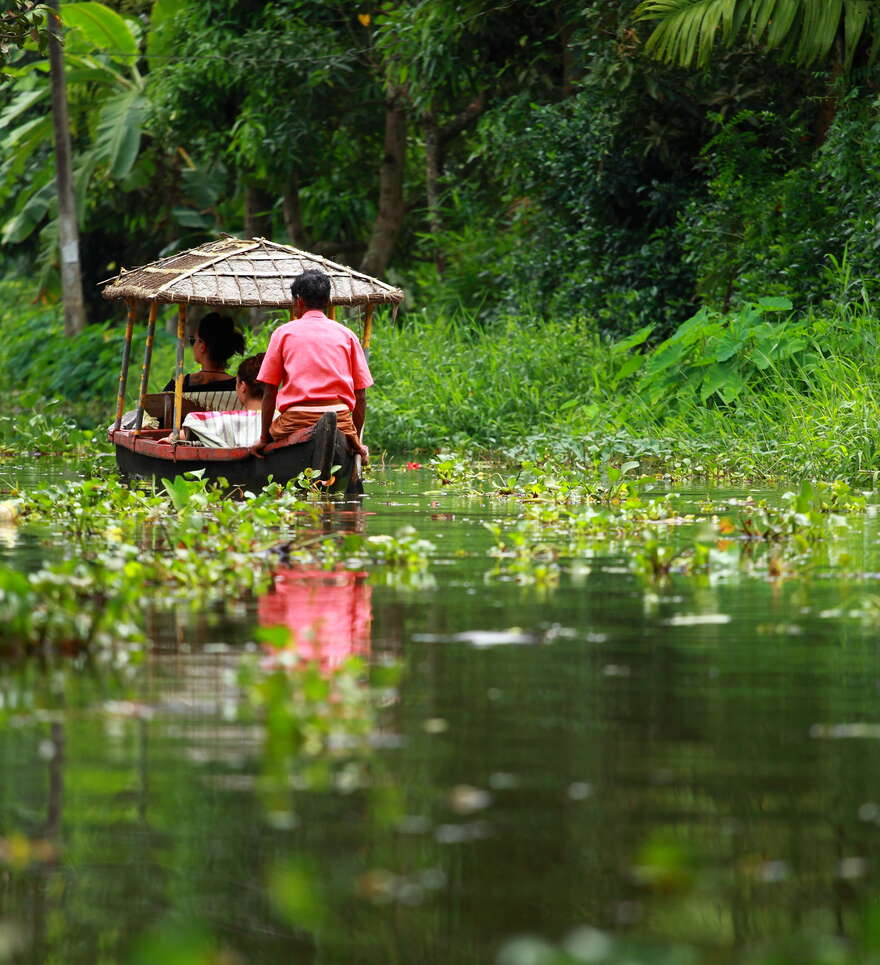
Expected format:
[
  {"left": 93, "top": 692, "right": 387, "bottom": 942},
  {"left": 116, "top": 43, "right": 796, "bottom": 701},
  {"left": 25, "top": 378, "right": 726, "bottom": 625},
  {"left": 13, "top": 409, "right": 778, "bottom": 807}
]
[{"left": 251, "top": 269, "right": 372, "bottom": 458}]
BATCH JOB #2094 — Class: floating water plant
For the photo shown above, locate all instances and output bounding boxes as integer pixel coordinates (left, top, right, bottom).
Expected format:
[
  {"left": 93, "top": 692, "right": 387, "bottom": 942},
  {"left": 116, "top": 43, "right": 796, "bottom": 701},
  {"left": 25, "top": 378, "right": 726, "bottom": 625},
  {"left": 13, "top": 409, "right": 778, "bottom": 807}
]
[{"left": 2, "top": 471, "right": 436, "bottom": 652}]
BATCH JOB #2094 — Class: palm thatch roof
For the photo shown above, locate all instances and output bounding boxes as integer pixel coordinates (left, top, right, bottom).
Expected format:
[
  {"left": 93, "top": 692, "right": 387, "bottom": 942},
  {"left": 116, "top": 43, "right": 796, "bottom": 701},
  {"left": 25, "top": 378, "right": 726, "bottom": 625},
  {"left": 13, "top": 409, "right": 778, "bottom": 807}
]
[{"left": 100, "top": 236, "right": 404, "bottom": 308}]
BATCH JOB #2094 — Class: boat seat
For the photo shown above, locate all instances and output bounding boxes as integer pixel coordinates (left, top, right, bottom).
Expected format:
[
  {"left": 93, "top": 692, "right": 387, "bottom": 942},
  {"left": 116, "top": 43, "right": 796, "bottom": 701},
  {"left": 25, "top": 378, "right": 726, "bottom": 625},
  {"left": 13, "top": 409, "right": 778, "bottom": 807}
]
[{"left": 142, "top": 390, "right": 240, "bottom": 428}]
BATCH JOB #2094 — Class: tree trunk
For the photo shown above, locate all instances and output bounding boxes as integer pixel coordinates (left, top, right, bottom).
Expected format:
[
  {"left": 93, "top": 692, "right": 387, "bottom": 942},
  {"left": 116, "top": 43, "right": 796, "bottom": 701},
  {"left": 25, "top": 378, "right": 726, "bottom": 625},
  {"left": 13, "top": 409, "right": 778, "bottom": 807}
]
[
  {"left": 556, "top": 2, "right": 576, "bottom": 97},
  {"left": 243, "top": 183, "right": 272, "bottom": 239},
  {"left": 814, "top": 29, "right": 845, "bottom": 146},
  {"left": 424, "top": 111, "right": 445, "bottom": 274},
  {"left": 282, "top": 174, "right": 305, "bottom": 247},
  {"left": 361, "top": 88, "right": 407, "bottom": 278},
  {"left": 47, "top": 0, "right": 86, "bottom": 336},
  {"left": 243, "top": 182, "right": 272, "bottom": 326}
]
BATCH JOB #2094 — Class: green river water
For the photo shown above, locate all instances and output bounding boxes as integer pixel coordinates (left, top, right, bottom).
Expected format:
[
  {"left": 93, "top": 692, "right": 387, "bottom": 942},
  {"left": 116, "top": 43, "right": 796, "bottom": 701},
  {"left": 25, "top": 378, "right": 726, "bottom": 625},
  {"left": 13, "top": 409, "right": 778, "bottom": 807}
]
[{"left": 2, "top": 465, "right": 880, "bottom": 964}]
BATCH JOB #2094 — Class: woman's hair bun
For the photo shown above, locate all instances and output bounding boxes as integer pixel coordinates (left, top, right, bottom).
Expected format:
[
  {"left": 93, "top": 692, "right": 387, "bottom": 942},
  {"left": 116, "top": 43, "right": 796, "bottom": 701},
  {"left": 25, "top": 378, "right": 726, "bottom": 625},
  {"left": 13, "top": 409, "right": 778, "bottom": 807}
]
[{"left": 198, "top": 312, "right": 245, "bottom": 367}]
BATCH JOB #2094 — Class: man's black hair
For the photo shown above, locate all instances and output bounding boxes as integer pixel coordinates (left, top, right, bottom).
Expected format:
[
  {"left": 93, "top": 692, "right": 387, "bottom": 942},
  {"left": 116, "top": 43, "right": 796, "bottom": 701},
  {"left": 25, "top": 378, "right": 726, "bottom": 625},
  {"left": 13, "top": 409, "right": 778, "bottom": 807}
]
[{"left": 291, "top": 269, "right": 331, "bottom": 310}]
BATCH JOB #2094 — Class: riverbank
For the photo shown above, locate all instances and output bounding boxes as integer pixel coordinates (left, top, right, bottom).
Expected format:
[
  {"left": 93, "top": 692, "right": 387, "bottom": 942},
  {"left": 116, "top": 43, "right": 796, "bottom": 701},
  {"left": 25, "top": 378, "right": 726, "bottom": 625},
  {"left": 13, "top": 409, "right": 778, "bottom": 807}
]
[{"left": 3, "top": 279, "right": 880, "bottom": 483}]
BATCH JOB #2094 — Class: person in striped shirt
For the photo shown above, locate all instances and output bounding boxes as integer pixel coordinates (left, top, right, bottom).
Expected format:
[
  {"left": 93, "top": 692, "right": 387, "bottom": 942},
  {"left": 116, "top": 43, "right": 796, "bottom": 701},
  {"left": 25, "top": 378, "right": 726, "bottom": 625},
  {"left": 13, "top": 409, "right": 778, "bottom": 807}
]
[{"left": 158, "top": 354, "right": 268, "bottom": 448}]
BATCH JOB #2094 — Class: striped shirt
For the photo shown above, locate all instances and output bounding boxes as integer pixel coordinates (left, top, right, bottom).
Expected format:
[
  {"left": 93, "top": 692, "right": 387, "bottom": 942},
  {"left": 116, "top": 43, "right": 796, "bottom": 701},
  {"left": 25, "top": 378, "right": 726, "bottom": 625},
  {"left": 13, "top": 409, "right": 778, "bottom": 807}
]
[{"left": 182, "top": 410, "right": 262, "bottom": 448}]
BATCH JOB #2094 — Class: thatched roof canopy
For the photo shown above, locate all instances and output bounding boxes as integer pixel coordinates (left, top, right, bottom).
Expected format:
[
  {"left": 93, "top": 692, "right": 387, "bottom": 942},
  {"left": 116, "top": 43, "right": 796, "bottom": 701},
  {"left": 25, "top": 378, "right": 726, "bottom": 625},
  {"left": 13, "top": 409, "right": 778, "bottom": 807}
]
[{"left": 100, "top": 236, "right": 404, "bottom": 308}]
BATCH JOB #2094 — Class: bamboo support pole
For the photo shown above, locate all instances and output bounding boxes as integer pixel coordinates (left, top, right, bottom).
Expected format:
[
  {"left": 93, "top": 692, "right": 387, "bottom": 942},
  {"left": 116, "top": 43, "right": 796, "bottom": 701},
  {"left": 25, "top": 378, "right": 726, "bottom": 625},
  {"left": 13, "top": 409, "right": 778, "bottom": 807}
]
[
  {"left": 113, "top": 300, "right": 137, "bottom": 431},
  {"left": 132, "top": 302, "right": 158, "bottom": 434},
  {"left": 327, "top": 305, "right": 336, "bottom": 320},
  {"left": 171, "top": 304, "right": 186, "bottom": 442},
  {"left": 362, "top": 305, "right": 374, "bottom": 352}
]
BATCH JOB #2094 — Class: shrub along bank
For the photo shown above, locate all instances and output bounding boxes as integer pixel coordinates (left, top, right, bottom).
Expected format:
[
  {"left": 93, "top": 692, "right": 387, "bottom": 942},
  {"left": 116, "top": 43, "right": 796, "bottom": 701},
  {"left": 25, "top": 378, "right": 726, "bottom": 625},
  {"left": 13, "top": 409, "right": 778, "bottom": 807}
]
[{"left": 3, "top": 278, "right": 880, "bottom": 483}]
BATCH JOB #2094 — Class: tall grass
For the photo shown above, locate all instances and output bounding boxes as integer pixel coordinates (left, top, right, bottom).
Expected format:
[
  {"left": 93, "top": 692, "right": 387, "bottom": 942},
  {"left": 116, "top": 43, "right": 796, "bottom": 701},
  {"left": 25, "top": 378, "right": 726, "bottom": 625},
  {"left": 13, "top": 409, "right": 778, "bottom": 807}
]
[
  {"left": 601, "top": 316, "right": 880, "bottom": 479},
  {"left": 367, "top": 311, "right": 614, "bottom": 451},
  {"left": 4, "top": 276, "right": 880, "bottom": 482}
]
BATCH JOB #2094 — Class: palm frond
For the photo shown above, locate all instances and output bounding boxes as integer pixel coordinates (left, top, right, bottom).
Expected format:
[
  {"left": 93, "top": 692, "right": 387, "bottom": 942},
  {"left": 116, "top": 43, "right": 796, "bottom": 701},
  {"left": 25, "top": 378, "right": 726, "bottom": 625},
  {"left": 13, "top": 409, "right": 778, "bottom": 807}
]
[
  {"left": 636, "top": 0, "right": 875, "bottom": 70},
  {"left": 795, "top": 0, "right": 843, "bottom": 65},
  {"left": 636, "top": 0, "right": 741, "bottom": 67},
  {"left": 842, "top": 0, "right": 871, "bottom": 68}
]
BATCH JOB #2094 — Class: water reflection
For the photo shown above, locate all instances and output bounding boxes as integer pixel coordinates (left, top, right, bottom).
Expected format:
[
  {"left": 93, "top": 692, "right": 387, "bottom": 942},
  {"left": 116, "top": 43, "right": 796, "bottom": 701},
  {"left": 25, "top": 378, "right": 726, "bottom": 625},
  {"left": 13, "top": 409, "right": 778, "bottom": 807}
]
[
  {"left": 5, "top": 468, "right": 880, "bottom": 962},
  {"left": 258, "top": 568, "right": 372, "bottom": 672}
]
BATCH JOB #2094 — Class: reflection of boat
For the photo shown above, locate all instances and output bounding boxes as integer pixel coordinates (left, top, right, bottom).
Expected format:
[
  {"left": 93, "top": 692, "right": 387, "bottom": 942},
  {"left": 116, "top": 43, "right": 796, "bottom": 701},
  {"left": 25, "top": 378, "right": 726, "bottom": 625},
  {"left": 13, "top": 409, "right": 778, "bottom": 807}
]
[
  {"left": 100, "top": 236, "right": 403, "bottom": 492},
  {"left": 258, "top": 568, "right": 372, "bottom": 671}
]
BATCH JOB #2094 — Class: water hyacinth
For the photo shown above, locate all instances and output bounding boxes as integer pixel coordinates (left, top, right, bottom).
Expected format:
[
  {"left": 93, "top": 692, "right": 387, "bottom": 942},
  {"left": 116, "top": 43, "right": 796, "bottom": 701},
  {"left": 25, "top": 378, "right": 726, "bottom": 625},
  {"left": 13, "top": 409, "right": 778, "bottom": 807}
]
[
  {"left": 1, "top": 471, "right": 435, "bottom": 653},
  {"left": 430, "top": 454, "right": 876, "bottom": 585}
]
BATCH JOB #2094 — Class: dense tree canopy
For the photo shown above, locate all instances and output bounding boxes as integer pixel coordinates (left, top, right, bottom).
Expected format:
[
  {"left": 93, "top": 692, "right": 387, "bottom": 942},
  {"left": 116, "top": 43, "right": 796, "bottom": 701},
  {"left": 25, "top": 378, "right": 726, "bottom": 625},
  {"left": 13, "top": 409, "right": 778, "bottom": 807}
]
[{"left": 1, "top": 0, "right": 878, "bottom": 332}]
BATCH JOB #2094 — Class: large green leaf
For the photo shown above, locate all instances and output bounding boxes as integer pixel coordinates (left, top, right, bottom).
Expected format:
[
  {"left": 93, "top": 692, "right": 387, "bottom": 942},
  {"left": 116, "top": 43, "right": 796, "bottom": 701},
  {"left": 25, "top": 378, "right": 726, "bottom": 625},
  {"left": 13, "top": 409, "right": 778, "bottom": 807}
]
[
  {"left": 0, "top": 87, "right": 47, "bottom": 129},
  {"left": 643, "top": 337, "right": 689, "bottom": 378},
  {"left": 718, "top": 371, "right": 746, "bottom": 403},
  {"left": 147, "top": 0, "right": 184, "bottom": 66},
  {"left": 666, "top": 305, "right": 713, "bottom": 343},
  {"left": 2, "top": 179, "right": 56, "bottom": 244},
  {"left": 0, "top": 114, "right": 50, "bottom": 154},
  {"left": 711, "top": 334, "right": 743, "bottom": 362},
  {"left": 65, "top": 53, "right": 132, "bottom": 89},
  {"left": 74, "top": 149, "right": 99, "bottom": 222},
  {"left": 1, "top": 59, "right": 50, "bottom": 78},
  {"left": 611, "top": 322, "right": 654, "bottom": 355},
  {"left": 0, "top": 117, "right": 53, "bottom": 191},
  {"left": 756, "top": 295, "right": 793, "bottom": 311},
  {"left": 171, "top": 206, "right": 214, "bottom": 229},
  {"left": 700, "top": 364, "right": 735, "bottom": 403},
  {"left": 61, "top": 2, "right": 138, "bottom": 61},
  {"left": 611, "top": 353, "right": 647, "bottom": 386},
  {"left": 844, "top": 0, "right": 871, "bottom": 68},
  {"left": 94, "top": 88, "right": 148, "bottom": 179}
]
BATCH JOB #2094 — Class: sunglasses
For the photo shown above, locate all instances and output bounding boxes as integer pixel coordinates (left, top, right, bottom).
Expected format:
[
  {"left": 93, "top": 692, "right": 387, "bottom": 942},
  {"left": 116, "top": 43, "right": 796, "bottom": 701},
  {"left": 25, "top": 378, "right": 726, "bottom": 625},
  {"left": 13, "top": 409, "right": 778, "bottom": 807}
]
[{"left": 188, "top": 336, "right": 199, "bottom": 346}]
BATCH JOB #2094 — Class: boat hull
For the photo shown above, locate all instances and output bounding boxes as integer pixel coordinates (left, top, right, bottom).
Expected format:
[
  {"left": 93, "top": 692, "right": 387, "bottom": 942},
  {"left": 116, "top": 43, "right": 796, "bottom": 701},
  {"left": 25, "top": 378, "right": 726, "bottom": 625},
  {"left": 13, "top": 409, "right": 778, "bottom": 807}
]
[{"left": 112, "top": 412, "right": 360, "bottom": 494}]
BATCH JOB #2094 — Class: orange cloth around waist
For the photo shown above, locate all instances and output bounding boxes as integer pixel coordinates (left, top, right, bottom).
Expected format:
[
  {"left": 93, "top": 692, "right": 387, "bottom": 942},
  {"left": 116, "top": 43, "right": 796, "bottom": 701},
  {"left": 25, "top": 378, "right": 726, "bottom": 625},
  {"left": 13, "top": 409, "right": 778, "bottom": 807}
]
[{"left": 270, "top": 406, "right": 364, "bottom": 456}]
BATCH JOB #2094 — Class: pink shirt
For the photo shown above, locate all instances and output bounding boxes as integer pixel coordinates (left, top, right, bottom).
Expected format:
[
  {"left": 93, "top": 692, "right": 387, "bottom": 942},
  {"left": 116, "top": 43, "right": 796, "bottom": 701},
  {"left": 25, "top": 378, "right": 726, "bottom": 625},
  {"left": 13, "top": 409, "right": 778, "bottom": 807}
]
[
  {"left": 257, "top": 310, "right": 373, "bottom": 412},
  {"left": 258, "top": 568, "right": 371, "bottom": 673}
]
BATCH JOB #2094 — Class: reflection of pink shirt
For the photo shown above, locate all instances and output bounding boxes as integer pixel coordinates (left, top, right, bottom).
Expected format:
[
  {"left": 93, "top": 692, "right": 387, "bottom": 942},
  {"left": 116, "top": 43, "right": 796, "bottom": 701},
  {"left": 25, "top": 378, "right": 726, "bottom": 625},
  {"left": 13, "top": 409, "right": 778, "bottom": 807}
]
[
  {"left": 258, "top": 569, "right": 372, "bottom": 672},
  {"left": 257, "top": 310, "right": 373, "bottom": 412}
]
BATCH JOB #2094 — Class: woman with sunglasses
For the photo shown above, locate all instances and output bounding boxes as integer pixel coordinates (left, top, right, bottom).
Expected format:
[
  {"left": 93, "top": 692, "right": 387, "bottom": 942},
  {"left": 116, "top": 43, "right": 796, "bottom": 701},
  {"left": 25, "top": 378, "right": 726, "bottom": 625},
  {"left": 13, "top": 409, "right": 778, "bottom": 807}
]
[{"left": 163, "top": 312, "right": 245, "bottom": 392}]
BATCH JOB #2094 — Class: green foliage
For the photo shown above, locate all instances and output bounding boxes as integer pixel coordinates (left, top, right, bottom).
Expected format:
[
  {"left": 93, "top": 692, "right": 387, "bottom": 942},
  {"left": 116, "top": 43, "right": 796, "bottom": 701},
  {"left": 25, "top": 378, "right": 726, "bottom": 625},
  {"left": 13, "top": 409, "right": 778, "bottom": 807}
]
[
  {"left": 0, "top": 1, "right": 162, "bottom": 294},
  {"left": 0, "top": 466, "right": 436, "bottom": 652},
  {"left": 0, "top": 279, "right": 178, "bottom": 404},
  {"left": 0, "top": 3, "right": 49, "bottom": 68},
  {"left": 368, "top": 311, "right": 614, "bottom": 451},
  {"left": 0, "top": 398, "right": 104, "bottom": 457},
  {"left": 62, "top": 2, "right": 140, "bottom": 59},
  {"left": 9, "top": 271, "right": 880, "bottom": 486},
  {"left": 636, "top": 0, "right": 880, "bottom": 71},
  {"left": 468, "top": 23, "right": 818, "bottom": 335},
  {"left": 148, "top": 0, "right": 381, "bottom": 247},
  {"left": 1, "top": 0, "right": 876, "bottom": 340},
  {"left": 477, "top": 85, "right": 699, "bottom": 332},
  {"left": 620, "top": 297, "right": 808, "bottom": 406},
  {"left": 678, "top": 103, "right": 880, "bottom": 311},
  {"left": 427, "top": 440, "right": 874, "bottom": 587},
  {"left": 0, "top": 555, "right": 146, "bottom": 652}
]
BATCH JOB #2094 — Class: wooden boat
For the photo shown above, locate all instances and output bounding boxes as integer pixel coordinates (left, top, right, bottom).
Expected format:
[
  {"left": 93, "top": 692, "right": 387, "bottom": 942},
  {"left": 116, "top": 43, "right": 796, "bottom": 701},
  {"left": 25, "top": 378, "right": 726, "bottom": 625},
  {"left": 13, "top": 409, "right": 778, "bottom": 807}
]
[
  {"left": 100, "top": 236, "right": 403, "bottom": 493},
  {"left": 111, "top": 411, "right": 360, "bottom": 494}
]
